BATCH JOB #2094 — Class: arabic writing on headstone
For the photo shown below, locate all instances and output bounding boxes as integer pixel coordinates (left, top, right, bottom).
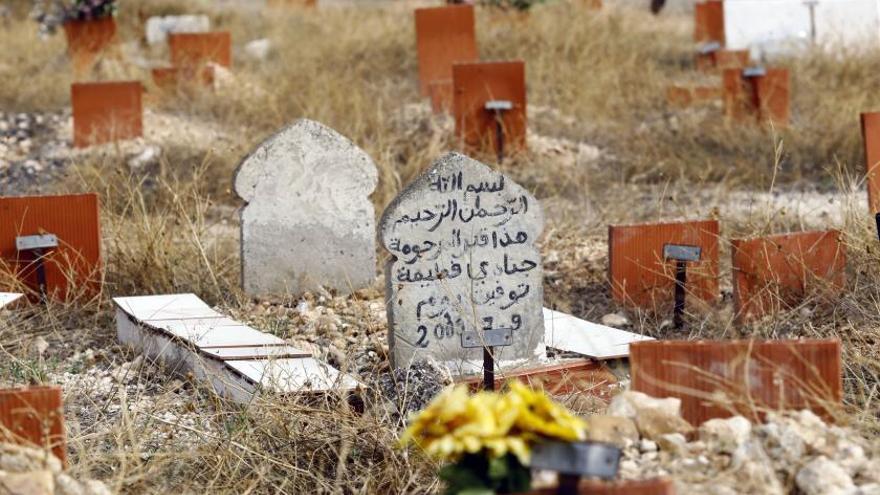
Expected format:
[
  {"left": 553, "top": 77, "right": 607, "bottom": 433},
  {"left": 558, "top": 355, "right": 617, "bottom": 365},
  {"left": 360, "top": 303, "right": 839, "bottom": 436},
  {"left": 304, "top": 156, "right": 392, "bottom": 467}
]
[{"left": 380, "top": 153, "right": 545, "bottom": 373}]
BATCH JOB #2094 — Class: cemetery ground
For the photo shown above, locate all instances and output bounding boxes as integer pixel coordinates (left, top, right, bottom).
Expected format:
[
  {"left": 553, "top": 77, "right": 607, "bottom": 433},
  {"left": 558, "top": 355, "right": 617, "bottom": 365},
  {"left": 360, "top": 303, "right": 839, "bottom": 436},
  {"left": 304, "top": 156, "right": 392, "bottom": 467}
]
[{"left": 3, "top": 0, "right": 880, "bottom": 493}]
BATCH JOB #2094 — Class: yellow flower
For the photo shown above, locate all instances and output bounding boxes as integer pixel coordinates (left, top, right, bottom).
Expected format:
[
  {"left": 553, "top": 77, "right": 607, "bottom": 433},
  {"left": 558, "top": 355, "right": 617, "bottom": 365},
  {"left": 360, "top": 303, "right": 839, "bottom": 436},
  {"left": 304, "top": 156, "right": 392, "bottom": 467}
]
[{"left": 400, "top": 382, "right": 587, "bottom": 466}]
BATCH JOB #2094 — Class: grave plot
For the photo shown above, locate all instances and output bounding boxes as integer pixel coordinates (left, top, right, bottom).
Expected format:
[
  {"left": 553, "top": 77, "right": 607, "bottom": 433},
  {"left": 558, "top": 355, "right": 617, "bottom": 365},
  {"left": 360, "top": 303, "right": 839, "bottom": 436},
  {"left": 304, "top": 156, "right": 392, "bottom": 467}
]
[
  {"left": 724, "top": 0, "right": 880, "bottom": 56},
  {"left": 114, "top": 294, "right": 359, "bottom": 403},
  {"left": 630, "top": 339, "right": 842, "bottom": 425},
  {"left": 380, "top": 152, "right": 544, "bottom": 374},
  {"left": 862, "top": 111, "right": 880, "bottom": 214},
  {"left": 694, "top": 0, "right": 725, "bottom": 44},
  {"left": 0, "top": 293, "right": 23, "bottom": 308},
  {"left": 731, "top": 230, "right": 846, "bottom": 322},
  {"left": 452, "top": 61, "right": 527, "bottom": 161},
  {"left": 607, "top": 220, "right": 720, "bottom": 316},
  {"left": 722, "top": 67, "right": 790, "bottom": 126},
  {"left": 71, "top": 81, "right": 143, "bottom": 148},
  {"left": 414, "top": 5, "right": 478, "bottom": 97},
  {"left": 0, "top": 194, "right": 102, "bottom": 301},
  {"left": 0, "top": 386, "right": 66, "bottom": 466},
  {"left": 234, "top": 119, "right": 378, "bottom": 297}
]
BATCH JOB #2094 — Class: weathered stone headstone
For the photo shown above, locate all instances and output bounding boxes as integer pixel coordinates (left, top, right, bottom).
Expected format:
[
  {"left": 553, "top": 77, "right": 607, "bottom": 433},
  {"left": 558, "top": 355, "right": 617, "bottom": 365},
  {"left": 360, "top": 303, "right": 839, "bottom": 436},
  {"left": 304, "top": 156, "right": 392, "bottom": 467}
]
[
  {"left": 234, "top": 119, "right": 378, "bottom": 297},
  {"left": 380, "top": 152, "right": 545, "bottom": 374}
]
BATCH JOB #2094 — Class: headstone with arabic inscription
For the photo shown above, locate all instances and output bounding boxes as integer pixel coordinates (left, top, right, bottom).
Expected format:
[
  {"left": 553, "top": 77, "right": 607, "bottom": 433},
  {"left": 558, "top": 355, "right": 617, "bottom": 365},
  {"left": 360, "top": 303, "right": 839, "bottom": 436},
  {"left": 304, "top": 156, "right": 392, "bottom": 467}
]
[
  {"left": 379, "top": 152, "right": 545, "bottom": 374},
  {"left": 235, "top": 119, "right": 378, "bottom": 297}
]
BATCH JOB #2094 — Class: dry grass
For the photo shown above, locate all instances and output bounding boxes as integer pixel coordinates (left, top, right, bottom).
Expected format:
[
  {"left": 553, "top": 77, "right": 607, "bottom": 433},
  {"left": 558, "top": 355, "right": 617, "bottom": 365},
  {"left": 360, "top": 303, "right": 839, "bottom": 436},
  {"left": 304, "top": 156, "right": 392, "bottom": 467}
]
[{"left": 2, "top": 0, "right": 880, "bottom": 492}]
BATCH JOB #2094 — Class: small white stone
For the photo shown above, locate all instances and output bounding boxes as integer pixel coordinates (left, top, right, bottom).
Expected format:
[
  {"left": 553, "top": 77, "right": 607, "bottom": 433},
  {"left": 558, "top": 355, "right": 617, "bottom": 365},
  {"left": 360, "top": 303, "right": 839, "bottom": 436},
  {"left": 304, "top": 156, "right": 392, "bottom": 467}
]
[
  {"left": 796, "top": 456, "right": 855, "bottom": 495},
  {"left": 700, "top": 416, "right": 752, "bottom": 454},
  {"left": 601, "top": 312, "right": 630, "bottom": 328},
  {"left": 244, "top": 39, "right": 271, "bottom": 60},
  {"left": 639, "top": 439, "right": 658, "bottom": 453}
]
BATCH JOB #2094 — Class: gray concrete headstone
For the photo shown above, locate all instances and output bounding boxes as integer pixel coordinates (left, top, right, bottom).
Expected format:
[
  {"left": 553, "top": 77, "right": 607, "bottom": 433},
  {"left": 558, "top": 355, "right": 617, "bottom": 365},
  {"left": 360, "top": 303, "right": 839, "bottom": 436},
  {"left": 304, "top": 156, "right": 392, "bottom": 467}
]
[
  {"left": 235, "top": 119, "right": 378, "bottom": 297},
  {"left": 380, "top": 152, "right": 545, "bottom": 374}
]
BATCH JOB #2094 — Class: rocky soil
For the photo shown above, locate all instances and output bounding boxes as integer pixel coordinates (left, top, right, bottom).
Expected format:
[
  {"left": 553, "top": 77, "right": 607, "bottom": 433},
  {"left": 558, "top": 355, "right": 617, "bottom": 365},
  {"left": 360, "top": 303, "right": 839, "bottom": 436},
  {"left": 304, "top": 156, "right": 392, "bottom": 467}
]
[{"left": 0, "top": 443, "right": 110, "bottom": 495}]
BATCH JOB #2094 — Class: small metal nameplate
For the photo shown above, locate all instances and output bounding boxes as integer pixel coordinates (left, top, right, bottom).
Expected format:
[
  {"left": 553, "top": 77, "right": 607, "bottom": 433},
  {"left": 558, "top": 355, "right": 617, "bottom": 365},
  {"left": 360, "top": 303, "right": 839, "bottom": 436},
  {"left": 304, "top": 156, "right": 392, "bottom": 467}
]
[
  {"left": 743, "top": 66, "right": 767, "bottom": 78},
  {"left": 697, "top": 41, "right": 722, "bottom": 54},
  {"left": 663, "top": 244, "right": 702, "bottom": 262},
  {"left": 530, "top": 441, "right": 621, "bottom": 479},
  {"left": 461, "top": 329, "right": 512, "bottom": 348},
  {"left": 484, "top": 100, "right": 513, "bottom": 111},
  {"left": 16, "top": 234, "right": 59, "bottom": 251}
]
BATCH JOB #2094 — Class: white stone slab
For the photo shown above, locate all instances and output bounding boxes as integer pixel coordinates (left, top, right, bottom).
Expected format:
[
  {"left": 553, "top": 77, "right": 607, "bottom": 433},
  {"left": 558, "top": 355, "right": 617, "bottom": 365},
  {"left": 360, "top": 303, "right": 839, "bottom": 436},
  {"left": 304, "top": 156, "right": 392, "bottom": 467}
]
[
  {"left": 114, "top": 293, "right": 356, "bottom": 402},
  {"left": 145, "top": 15, "right": 211, "bottom": 45},
  {"left": 724, "top": 0, "right": 880, "bottom": 56},
  {"left": 234, "top": 119, "right": 379, "bottom": 297},
  {"left": 542, "top": 308, "right": 654, "bottom": 360},
  {"left": 226, "top": 358, "right": 359, "bottom": 393},
  {"left": 113, "top": 294, "right": 222, "bottom": 322},
  {"left": 0, "top": 293, "right": 23, "bottom": 309},
  {"left": 380, "top": 152, "right": 545, "bottom": 374}
]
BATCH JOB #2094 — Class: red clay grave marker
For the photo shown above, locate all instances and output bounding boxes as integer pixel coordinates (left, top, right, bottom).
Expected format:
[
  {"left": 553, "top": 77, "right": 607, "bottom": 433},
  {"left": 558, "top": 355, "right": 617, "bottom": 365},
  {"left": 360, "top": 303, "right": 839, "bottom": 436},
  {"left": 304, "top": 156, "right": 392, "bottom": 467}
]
[
  {"left": 695, "top": 45, "right": 749, "bottom": 72},
  {"left": 452, "top": 60, "right": 527, "bottom": 161},
  {"left": 694, "top": 0, "right": 724, "bottom": 44},
  {"left": 861, "top": 111, "right": 880, "bottom": 214},
  {"left": 665, "top": 84, "right": 721, "bottom": 107},
  {"left": 63, "top": 17, "right": 117, "bottom": 76},
  {"left": 630, "top": 339, "right": 842, "bottom": 426},
  {"left": 168, "top": 32, "right": 232, "bottom": 69},
  {"left": 607, "top": 220, "right": 719, "bottom": 314},
  {"left": 0, "top": 193, "right": 102, "bottom": 301},
  {"left": 722, "top": 67, "right": 790, "bottom": 126},
  {"left": 0, "top": 386, "right": 66, "bottom": 466},
  {"left": 731, "top": 230, "right": 845, "bottom": 322},
  {"left": 71, "top": 81, "right": 143, "bottom": 148},
  {"left": 414, "top": 4, "right": 478, "bottom": 97}
]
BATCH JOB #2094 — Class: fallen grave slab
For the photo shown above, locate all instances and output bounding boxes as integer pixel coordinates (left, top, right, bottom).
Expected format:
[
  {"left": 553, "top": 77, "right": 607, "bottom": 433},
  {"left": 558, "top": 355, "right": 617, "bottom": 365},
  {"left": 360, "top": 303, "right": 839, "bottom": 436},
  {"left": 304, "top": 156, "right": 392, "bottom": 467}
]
[
  {"left": 543, "top": 308, "right": 653, "bottom": 360},
  {"left": 458, "top": 360, "right": 618, "bottom": 399},
  {"left": 0, "top": 386, "right": 66, "bottom": 466},
  {"left": 71, "top": 81, "right": 143, "bottom": 148},
  {"left": 862, "top": 111, "right": 880, "bottom": 213},
  {"left": 113, "top": 294, "right": 358, "bottom": 403},
  {"left": 630, "top": 339, "right": 842, "bottom": 426},
  {"left": 414, "top": 4, "right": 478, "bottom": 96},
  {"left": 722, "top": 67, "right": 790, "bottom": 126},
  {"left": 0, "top": 293, "right": 23, "bottom": 309},
  {"left": 731, "top": 230, "right": 845, "bottom": 322},
  {"left": 0, "top": 193, "right": 102, "bottom": 301},
  {"left": 607, "top": 219, "right": 719, "bottom": 311},
  {"left": 453, "top": 60, "right": 527, "bottom": 159}
]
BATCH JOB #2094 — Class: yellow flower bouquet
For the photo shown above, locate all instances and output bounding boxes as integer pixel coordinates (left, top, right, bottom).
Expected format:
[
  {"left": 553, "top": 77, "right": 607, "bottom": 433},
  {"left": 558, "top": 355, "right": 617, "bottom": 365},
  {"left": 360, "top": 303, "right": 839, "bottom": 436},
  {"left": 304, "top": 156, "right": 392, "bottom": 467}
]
[{"left": 400, "top": 382, "right": 587, "bottom": 494}]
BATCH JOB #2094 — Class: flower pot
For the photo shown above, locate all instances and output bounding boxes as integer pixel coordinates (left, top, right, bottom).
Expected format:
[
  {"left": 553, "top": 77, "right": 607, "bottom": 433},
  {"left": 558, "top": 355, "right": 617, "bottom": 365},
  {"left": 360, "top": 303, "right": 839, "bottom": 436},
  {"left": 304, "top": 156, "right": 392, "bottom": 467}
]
[{"left": 63, "top": 17, "right": 117, "bottom": 76}]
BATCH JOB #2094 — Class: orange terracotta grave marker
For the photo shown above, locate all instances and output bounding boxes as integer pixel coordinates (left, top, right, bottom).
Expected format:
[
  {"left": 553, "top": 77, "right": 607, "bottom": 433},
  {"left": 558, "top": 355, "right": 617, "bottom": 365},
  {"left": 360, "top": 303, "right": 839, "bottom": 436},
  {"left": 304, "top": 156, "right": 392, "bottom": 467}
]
[
  {"left": 530, "top": 478, "right": 675, "bottom": 495},
  {"left": 861, "top": 112, "right": 880, "bottom": 213},
  {"left": 459, "top": 361, "right": 617, "bottom": 400},
  {"left": 0, "top": 194, "right": 102, "bottom": 301},
  {"left": 168, "top": 32, "right": 232, "bottom": 69},
  {"left": 71, "top": 81, "right": 143, "bottom": 148},
  {"left": 608, "top": 220, "right": 719, "bottom": 311},
  {"left": 63, "top": 17, "right": 117, "bottom": 76},
  {"left": 722, "top": 67, "right": 790, "bottom": 126},
  {"left": 415, "top": 5, "right": 478, "bottom": 96},
  {"left": 630, "top": 339, "right": 842, "bottom": 426},
  {"left": 0, "top": 386, "right": 66, "bottom": 466},
  {"left": 452, "top": 60, "right": 527, "bottom": 160},
  {"left": 731, "top": 230, "right": 845, "bottom": 322},
  {"left": 694, "top": 0, "right": 724, "bottom": 44}
]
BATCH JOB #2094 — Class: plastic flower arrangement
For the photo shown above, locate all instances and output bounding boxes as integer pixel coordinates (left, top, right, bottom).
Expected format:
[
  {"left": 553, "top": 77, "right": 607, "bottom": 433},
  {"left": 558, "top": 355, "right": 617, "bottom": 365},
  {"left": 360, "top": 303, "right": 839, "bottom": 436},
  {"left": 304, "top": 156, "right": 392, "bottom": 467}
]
[
  {"left": 31, "top": 0, "right": 118, "bottom": 35},
  {"left": 400, "top": 382, "right": 587, "bottom": 494}
]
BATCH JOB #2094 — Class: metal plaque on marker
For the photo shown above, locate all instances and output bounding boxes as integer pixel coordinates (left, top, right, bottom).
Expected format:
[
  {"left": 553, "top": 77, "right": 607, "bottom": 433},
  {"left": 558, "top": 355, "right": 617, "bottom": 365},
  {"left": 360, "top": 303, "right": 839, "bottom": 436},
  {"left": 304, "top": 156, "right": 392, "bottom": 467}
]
[
  {"left": 743, "top": 66, "right": 767, "bottom": 78},
  {"left": 697, "top": 41, "right": 722, "bottom": 54},
  {"left": 16, "top": 234, "right": 59, "bottom": 251},
  {"left": 484, "top": 100, "right": 513, "bottom": 111},
  {"left": 530, "top": 441, "right": 621, "bottom": 479},
  {"left": 461, "top": 329, "right": 512, "bottom": 348},
  {"left": 663, "top": 244, "right": 702, "bottom": 262}
]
